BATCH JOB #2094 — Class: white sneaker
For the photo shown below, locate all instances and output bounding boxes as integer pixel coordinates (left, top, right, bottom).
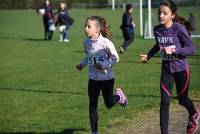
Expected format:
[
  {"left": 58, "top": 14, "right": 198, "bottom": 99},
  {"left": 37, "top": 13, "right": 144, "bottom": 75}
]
[
  {"left": 63, "top": 39, "right": 69, "bottom": 42},
  {"left": 119, "top": 46, "right": 125, "bottom": 53},
  {"left": 59, "top": 34, "right": 63, "bottom": 42}
]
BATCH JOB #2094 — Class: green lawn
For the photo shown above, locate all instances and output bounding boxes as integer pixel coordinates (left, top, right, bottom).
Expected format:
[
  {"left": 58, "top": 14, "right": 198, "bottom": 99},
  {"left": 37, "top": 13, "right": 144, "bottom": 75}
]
[{"left": 0, "top": 9, "right": 200, "bottom": 134}]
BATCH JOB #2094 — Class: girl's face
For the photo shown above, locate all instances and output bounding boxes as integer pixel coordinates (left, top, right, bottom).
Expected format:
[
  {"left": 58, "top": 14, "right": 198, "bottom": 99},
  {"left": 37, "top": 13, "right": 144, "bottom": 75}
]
[
  {"left": 60, "top": 3, "right": 66, "bottom": 10},
  {"left": 45, "top": 0, "right": 50, "bottom": 6},
  {"left": 158, "top": 5, "right": 175, "bottom": 27},
  {"left": 129, "top": 8, "right": 133, "bottom": 13},
  {"left": 85, "top": 19, "right": 100, "bottom": 39}
]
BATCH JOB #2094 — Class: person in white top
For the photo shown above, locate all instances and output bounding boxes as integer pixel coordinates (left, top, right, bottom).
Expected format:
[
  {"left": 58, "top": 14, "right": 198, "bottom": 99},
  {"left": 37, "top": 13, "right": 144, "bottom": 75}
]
[{"left": 76, "top": 16, "right": 128, "bottom": 134}]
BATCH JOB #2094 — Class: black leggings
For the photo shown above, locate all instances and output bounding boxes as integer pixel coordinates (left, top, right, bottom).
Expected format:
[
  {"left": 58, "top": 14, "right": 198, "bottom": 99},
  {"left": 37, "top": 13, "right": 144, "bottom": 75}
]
[
  {"left": 88, "top": 79, "right": 120, "bottom": 132},
  {"left": 43, "top": 17, "right": 53, "bottom": 40},
  {"left": 121, "top": 27, "right": 134, "bottom": 51},
  {"left": 160, "top": 68, "right": 196, "bottom": 134}
]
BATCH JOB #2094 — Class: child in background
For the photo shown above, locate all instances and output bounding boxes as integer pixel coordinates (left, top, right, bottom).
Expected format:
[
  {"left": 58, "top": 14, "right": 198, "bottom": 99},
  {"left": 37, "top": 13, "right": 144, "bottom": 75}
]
[
  {"left": 119, "top": 4, "right": 135, "bottom": 53},
  {"left": 55, "top": 2, "right": 73, "bottom": 42},
  {"left": 140, "top": 0, "right": 199, "bottom": 134},
  {"left": 76, "top": 16, "right": 128, "bottom": 134},
  {"left": 38, "top": 0, "right": 54, "bottom": 40}
]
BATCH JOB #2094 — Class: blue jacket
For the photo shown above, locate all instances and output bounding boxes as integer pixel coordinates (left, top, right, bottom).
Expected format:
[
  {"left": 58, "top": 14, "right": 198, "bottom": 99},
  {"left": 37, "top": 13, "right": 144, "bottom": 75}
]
[{"left": 56, "top": 9, "right": 73, "bottom": 27}]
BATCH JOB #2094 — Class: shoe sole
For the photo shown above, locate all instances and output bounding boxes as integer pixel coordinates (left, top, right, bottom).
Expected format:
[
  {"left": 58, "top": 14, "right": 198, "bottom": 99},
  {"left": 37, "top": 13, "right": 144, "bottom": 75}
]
[
  {"left": 195, "top": 109, "right": 200, "bottom": 124},
  {"left": 187, "top": 121, "right": 199, "bottom": 134},
  {"left": 116, "top": 88, "right": 128, "bottom": 107},
  {"left": 120, "top": 100, "right": 128, "bottom": 107},
  {"left": 187, "top": 125, "right": 198, "bottom": 134}
]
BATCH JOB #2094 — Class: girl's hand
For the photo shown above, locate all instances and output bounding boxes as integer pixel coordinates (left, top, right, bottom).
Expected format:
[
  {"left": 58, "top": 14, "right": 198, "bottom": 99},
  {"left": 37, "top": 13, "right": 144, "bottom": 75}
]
[
  {"left": 163, "top": 45, "right": 176, "bottom": 54},
  {"left": 132, "top": 22, "right": 136, "bottom": 27},
  {"left": 140, "top": 54, "right": 148, "bottom": 63},
  {"left": 164, "top": 47, "right": 173, "bottom": 54},
  {"left": 76, "top": 64, "right": 83, "bottom": 71},
  {"left": 95, "top": 63, "right": 102, "bottom": 70}
]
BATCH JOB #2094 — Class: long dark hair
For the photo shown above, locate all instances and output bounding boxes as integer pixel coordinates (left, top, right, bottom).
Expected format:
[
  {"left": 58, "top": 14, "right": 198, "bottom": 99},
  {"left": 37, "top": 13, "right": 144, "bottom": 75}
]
[
  {"left": 159, "top": 0, "right": 194, "bottom": 32},
  {"left": 86, "top": 16, "right": 112, "bottom": 39},
  {"left": 126, "top": 4, "right": 132, "bottom": 12}
]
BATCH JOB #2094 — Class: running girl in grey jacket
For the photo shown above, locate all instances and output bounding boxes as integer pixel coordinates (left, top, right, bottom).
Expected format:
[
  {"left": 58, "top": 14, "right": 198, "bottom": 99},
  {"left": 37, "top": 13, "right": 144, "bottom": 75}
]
[{"left": 76, "top": 16, "right": 128, "bottom": 134}]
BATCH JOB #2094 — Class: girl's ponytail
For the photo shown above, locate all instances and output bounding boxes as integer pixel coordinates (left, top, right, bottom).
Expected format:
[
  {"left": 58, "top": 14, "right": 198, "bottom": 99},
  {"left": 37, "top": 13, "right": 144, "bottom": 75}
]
[
  {"left": 99, "top": 16, "right": 112, "bottom": 39},
  {"left": 159, "top": 0, "right": 196, "bottom": 33},
  {"left": 86, "top": 16, "right": 112, "bottom": 39},
  {"left": 174, "top": 14, "right": 195, "bottom": 33}
]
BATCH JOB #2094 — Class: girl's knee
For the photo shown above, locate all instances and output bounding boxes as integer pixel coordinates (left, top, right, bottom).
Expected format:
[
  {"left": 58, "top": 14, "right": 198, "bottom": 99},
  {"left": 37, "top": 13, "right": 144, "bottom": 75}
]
[
  {"left": 178, "top": 94, "right": 189, "bottom": 104},
  {"left": 178, "top": 97, "right": 188, "bottom": 106},
  {"left": 89, "top": 102, "right": 98, "bottom": 110},
  {"left": 105, "top": 102, "right": 113, "bottom": 109}
]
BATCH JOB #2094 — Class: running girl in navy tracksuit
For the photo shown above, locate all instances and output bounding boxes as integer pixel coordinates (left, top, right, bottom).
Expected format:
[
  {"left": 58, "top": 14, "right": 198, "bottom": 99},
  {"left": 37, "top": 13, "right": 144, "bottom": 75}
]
[
  {"left": 119, "top": 4, "right": 135, "bottom": 53},
  {"left": 55, "top": 2, "right": 73, "bottom": 42},
  {"left": 38, "top": 0, "right": 54, "bottom": 40},
  {"left": 140, "top": 0, "right": 199, "bottom": 134},
  {"left": 76, "top": 16, "right": 128, "bottom": 134}
]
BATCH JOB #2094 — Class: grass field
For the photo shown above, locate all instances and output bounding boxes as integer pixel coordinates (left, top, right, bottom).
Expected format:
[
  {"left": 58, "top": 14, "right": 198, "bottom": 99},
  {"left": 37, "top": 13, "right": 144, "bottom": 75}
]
[{"left": 0, "top": 9, "right": 200, "bottom": 134}]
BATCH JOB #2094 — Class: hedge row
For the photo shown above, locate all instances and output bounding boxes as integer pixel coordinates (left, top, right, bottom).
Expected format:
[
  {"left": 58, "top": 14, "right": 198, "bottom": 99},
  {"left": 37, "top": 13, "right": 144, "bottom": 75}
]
[{"left": 0, "top": 0, "right": 109, "bottom": 9}]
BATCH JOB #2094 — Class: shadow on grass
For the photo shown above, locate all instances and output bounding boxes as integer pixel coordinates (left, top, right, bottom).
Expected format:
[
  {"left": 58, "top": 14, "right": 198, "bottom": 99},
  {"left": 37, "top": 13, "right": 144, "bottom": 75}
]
[
  {"left": 23, "top": 38, "right": 67, "bottom": 43},
  {"left": 122, "top": 54, "right": 200, "bottom": 65},
  {"left": 1, "top": 37, "right": 46, "bottom": 42},
  {"left": 128, "top": 94, "right": 200, "bottom": 102},
  {"left": 190, "top": 98, "right": 200, "bottom": 102},
  {"left": 0, "top": 128, "right": 88, "bottom": 134},
  {"left": 0, "top": 36, "right": 22, "bottom": 40},
  {"left": 23, "top": 38, "right": 46, "bottom": 42},
  {"left": 123, "top": 60, "right": 200, "bottom": 66},
  {"left": 127, "top": 94, "right": 160, "bottom": 98},
  {"left": 127, "top": 94, "right": 178, "bottom": 99},
  {"left": 0, "top": 87, "right": 66, "bottom": 94},
  {"left": 189, "top": 54, "right": 200, "bottom": 58},
  {"left": 55, "top": 128, "right": 88, "bottom": 134},
  {"left": 0, "top": 87, "right": 88, "bottom": 96},
  {"left": 122, "top": 60, "right": 161, "bottom": 65}
]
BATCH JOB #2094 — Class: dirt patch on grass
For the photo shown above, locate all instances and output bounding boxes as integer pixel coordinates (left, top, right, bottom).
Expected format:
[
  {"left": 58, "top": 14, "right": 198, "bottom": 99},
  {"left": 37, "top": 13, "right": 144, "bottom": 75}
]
[{"left": 117, "top": 102, "right": 200, "bottom": 134}]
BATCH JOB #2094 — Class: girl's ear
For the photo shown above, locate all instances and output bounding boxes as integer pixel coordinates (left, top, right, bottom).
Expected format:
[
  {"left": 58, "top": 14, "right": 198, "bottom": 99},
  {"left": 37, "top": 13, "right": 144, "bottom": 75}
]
[
  {"left": 96, "top": 29, "right": 100, "bottom": 34},
  {"left": 96, "top": 27, "right": 100, "bottom": 33},
  {"left": 171, "top": 14, "right": 175, "bottom": 19}
]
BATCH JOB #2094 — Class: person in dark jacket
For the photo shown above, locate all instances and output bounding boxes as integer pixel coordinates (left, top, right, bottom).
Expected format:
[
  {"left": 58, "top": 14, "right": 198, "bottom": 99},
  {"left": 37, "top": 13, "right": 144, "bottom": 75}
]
[
  {"left": 119, "top": 4, "right": 135, "bottom": 53},
  {"left": 55, "top": 2, "right": 73, "bottom": 42},
  {"left": 38, "top": 0, "right": 54, "bottom": 40}
]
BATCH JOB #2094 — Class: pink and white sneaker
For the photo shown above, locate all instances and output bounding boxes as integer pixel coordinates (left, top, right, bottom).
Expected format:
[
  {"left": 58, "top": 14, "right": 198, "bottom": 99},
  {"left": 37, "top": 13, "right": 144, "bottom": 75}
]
[
  {"left": 187, "top": 108, "right": 200, "bottom": 134},
  {"left": 115, "top": 88, "right": 128, "bottom": 107},
  {"left": 193, "top": 108, "right": 200, "bottom": 125}
]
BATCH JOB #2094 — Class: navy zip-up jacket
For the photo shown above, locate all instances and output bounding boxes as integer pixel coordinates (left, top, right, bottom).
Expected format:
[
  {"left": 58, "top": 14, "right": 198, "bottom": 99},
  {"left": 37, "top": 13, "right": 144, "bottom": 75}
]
[
  {"left": 121, "top": 12, "right": 133, "bottom": 28},
  {"left": 39, "top": 4, "right": 53, "bottom": 20}
]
